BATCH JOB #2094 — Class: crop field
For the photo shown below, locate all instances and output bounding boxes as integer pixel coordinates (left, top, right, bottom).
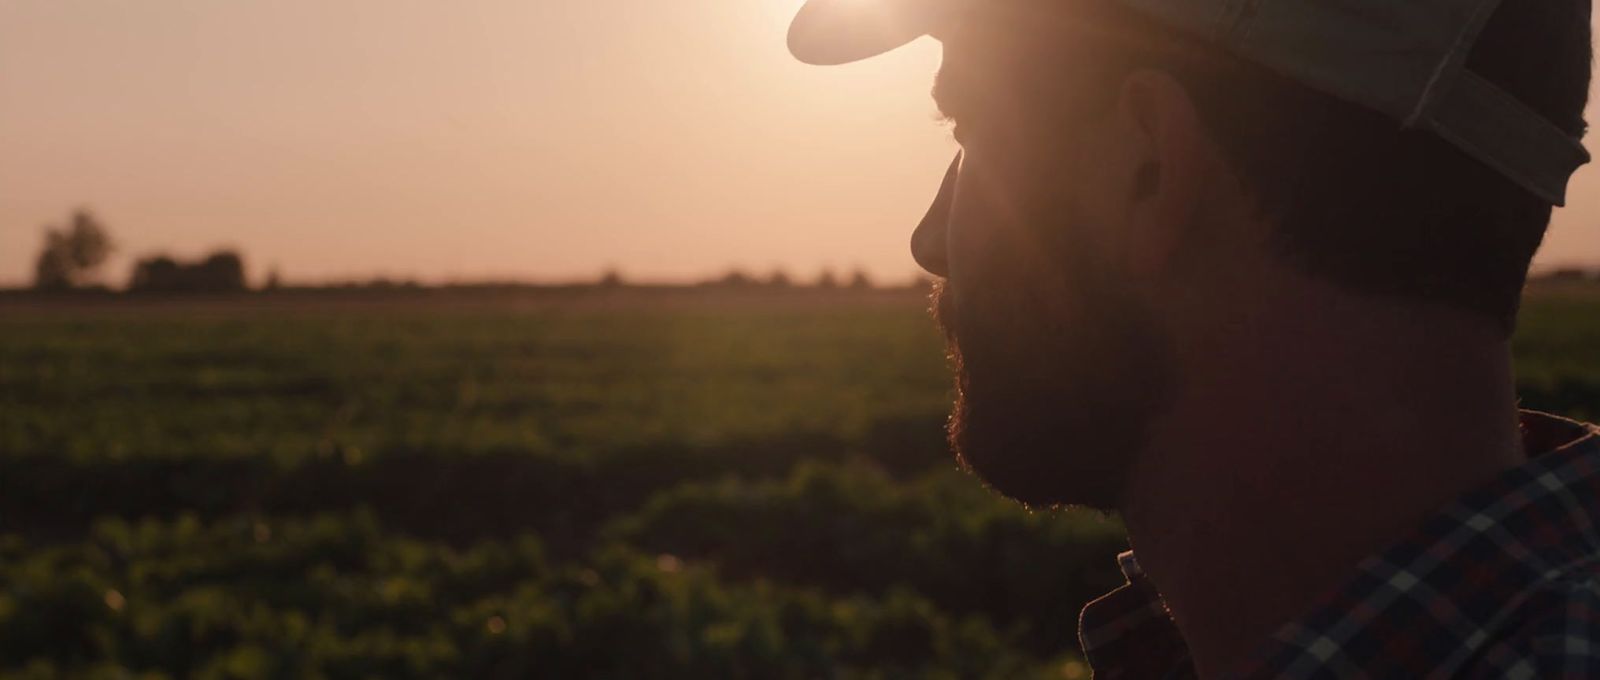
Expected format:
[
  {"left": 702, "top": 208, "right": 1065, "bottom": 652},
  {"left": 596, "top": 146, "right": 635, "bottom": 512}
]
[{"left": 2, "top": 285, "right": 1599, "bottom": 679}]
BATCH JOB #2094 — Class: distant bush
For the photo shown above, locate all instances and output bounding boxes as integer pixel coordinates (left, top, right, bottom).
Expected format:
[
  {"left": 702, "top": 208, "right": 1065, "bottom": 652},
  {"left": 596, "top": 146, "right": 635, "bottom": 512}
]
[
  {"left": 848, "top": 269, "right": 873, "bottom": 290},
  {"left": 816, "top": 268, "right": 839, "bottom": 289},
  {"left": 703, "top": 269, "right": 755, "bottom": 288},
  {"left": 1541, "top": 267, "right": 1595, "bottom": 281},
  {"left": 129, "top": 251, "right": 247, "bottom": 293}
]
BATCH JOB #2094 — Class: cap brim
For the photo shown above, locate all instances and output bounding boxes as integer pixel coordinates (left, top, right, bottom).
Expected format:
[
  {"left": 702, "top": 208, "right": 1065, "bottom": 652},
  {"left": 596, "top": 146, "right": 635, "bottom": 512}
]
[{"left": 788, "top": 0, "right": 947, "bottom": 65}]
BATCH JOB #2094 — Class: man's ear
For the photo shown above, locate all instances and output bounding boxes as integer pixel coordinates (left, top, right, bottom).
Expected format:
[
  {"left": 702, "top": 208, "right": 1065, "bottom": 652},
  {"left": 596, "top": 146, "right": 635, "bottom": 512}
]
[{"left": 1110, "top": 69, "right": 1218, "bottom": 279}]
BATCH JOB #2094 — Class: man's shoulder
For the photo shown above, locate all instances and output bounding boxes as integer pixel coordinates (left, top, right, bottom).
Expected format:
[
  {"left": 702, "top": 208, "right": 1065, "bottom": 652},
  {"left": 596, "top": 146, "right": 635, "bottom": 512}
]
[{"left": 1460, "top": 565, "right": 1600, "bottom": 678}]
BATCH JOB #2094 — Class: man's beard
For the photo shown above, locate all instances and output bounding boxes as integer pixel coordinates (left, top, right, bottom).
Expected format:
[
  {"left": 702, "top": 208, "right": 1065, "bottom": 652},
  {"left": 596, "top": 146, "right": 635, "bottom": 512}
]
[{"left": 930, "top": 258, "right": 1176, "bottom": 512}]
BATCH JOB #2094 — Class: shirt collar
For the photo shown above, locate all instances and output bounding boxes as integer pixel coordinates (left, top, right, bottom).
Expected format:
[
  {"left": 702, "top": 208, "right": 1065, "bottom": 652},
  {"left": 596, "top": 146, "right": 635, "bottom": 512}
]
[{"left": 1077, "top": 410, "right": 1600, "bottom": 680}]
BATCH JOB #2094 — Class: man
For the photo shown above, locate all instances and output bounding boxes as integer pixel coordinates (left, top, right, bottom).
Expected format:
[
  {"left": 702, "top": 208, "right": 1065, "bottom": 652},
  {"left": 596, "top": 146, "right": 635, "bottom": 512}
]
[{"left": 789, "top": 0, "right": 1599, "bottom": 677}]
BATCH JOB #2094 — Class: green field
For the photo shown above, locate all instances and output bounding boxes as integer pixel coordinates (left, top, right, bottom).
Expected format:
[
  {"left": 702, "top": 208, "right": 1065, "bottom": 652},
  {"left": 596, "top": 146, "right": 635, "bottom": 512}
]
[{"left": 3, "top": 286, "right": 1599, "bottom": 679}]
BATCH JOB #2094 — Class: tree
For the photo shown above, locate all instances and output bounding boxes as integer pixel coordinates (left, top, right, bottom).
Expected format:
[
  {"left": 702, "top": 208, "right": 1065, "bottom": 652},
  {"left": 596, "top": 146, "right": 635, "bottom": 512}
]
[
  {"left": 847, "top": 268, "right": 873, "bottom": 290},
  {"left": 33, "top": 240, "right": 72, "bottom": 291},
  {"left": 33, "top": 209, "right": 114, "bottom": 290},
  {"left": 816, "top": 268, "right": 839, "bottom": 290},
  {"left": 765, "top": 268, "right": 792, "bottom": 289},
  {"left": 129, "top": 256, "right": 180, "bottom": 292},
  {"left": 128, "top": 250, "right": 247, "bottom": 293},
  {"left": 711, "top": 269, "right": 754, "bottom": 288},
  {"left": 198, "top": 251, "right": 247, "bottom": 291},
  {"left": 1545, "top": 267, "right": 1592, "bottom": 281}
]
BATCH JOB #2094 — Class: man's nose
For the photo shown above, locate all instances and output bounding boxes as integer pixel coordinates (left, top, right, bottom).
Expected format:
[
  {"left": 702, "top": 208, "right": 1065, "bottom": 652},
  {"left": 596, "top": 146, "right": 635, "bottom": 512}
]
[{"left": 910, "top": 152, "right": 960, "bottom": 278}]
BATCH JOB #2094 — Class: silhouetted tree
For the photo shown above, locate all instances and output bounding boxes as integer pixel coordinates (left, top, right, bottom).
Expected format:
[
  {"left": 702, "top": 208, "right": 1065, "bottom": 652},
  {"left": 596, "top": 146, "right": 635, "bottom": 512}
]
[
  {"left": 713, "top": 269, "right": 754, "bottom": 288},
  {"left": 129, "top": 250, "right": 248, "bottom": 293},
  {"left": 265, "top": 267, "right": 283, "bottom": 291},
  {"left": 32, "top": 209, "right": 114, "bottom": 290},
  {"left": 1546, "top": 267, "right": 1593, "bottom": 281},
  {"left": 33, "top": 247, "right": 72, "bottom": 291},
  {"left": 816, "top": 268, "right": 839, "bottom": 290},
  {"left": 848, "top": 268, "right": 873, "bottom": 290},
  {"left": 200, "top": 251, "right": 246, "bottom": 290},
  {"left": 129, "top": 256, "right": 179, "bottom": 291},
  {"left": 598, "top": 267, "right": 625, "bottom": 288},
  {"left": 765, "top": 269, "right": 792, "bottom": 289}
]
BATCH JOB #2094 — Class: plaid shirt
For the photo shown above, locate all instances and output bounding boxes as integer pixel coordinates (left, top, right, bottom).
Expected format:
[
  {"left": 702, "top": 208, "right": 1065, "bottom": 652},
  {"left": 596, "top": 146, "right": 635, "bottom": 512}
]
[{"left": 1078, "top": 411, "right": 1600, "bottom": 679}]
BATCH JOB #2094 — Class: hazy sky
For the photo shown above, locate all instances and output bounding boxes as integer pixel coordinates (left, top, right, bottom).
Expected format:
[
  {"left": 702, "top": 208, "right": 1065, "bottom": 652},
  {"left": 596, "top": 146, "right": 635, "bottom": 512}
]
[{"left": 2, "top": 0, "right": 1597, "bottom": 287}]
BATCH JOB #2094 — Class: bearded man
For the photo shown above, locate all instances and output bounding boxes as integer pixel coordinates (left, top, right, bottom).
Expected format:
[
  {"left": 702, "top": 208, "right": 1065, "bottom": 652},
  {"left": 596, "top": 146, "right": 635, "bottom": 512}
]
[{"left": 790, "top": 0, "right": 1599, "bottom": 676}]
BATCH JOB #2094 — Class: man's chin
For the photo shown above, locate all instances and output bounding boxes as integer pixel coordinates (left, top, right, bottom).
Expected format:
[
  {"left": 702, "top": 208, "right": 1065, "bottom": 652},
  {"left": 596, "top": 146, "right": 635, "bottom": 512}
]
[
  {"left": 929, "top": 274, "right": 1175, "bottom": 513},
  {"left": 948, "top": 393, "right": 1130, "bottom": 512}
]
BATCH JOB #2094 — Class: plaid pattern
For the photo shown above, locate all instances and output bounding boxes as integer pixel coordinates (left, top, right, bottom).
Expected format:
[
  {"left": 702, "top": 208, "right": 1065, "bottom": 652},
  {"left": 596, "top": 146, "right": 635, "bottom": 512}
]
[{"left": 1078, "top": 411, "right": 1600, "bottom": 679}]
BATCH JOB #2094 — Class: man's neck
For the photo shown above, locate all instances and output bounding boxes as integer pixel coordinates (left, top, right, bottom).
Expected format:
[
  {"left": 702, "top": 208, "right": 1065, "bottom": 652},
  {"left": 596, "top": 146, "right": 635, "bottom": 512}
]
[{"left": 1121, "top": 287, "right": 1525, "bottom": 679}]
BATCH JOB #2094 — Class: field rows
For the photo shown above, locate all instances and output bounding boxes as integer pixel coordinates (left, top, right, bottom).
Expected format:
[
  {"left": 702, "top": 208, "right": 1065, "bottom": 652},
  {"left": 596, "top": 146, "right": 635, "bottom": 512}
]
[{"left": 3, "top": 289, "right": 1598, "bottom": 677}]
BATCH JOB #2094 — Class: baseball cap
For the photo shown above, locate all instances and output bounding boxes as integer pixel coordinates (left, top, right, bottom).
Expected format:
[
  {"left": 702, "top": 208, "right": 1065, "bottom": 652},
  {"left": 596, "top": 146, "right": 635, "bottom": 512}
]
[{"left": 788, "top": 0, "right": 1590, "bottom": 206}]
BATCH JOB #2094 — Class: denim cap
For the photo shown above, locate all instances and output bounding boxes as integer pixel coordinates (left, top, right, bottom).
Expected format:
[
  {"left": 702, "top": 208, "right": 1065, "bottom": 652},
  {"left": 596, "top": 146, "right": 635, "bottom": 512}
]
[{"left": 789, "top": 0, "right": 1591, "bottom": 206}]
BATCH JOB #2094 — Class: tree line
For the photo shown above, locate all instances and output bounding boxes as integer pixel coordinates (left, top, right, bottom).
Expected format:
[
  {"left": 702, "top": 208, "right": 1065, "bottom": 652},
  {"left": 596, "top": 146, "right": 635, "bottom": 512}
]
[
  {"left": 31, "top": 209, "right": 246, "bottom": 293},
  {"left": 26, "top": 209, "right": 927, "bottom": 293}
]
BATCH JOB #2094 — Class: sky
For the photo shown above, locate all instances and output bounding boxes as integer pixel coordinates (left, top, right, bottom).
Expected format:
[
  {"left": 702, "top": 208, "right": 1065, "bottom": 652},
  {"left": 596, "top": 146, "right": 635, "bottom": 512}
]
[{"left": 2, "top": 0, "right": 1597, "bottom": 288}]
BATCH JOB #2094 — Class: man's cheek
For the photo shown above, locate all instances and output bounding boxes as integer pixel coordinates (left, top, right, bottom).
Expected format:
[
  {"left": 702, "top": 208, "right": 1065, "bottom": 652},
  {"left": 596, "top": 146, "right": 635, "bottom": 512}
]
[{"left": 945, "top": 207, "right": 1013, "bottom": 283}]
